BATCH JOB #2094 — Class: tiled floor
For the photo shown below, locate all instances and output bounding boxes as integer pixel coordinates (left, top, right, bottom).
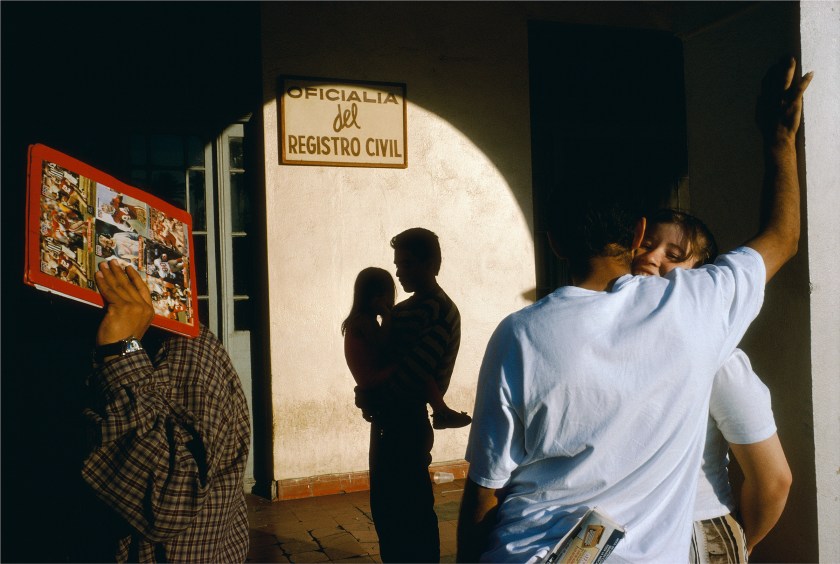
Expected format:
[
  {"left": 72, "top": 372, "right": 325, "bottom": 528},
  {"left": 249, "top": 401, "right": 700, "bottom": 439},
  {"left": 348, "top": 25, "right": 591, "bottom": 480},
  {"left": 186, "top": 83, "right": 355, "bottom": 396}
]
[{"left": 247, "top": 479, "right": 466, "bottom": 563}]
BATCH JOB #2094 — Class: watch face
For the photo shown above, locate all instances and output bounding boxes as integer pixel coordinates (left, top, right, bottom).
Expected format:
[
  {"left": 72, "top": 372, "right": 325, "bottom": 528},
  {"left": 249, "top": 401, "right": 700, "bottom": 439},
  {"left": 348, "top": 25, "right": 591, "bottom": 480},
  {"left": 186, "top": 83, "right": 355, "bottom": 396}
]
[
  {"left": 124, "top": 339, "right": 143, "bottom": 354},
  {"left": 95, "top": 338, "right": 144, "bottom": 364}
]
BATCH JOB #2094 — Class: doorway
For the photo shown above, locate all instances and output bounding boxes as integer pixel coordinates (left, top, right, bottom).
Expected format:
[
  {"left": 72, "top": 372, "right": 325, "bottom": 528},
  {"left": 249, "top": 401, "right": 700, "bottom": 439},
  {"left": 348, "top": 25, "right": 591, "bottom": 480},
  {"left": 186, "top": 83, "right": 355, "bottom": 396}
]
[
  {"left": 120, "top": 117, "right": 259, "bottom": 489},
  {"left": 528, "top": 22, "right": 689, "bottom": 296}
]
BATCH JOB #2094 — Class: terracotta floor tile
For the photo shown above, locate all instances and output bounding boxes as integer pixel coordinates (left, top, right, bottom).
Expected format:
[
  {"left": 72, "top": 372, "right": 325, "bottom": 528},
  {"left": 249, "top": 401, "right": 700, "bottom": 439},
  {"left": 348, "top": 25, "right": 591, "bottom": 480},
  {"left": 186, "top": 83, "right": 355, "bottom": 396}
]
[
  {"left": 247, "top": 543, "right": 290, "bottom": 563},
  {"left": 349, "top": 530, "right": 379, "bottom": 544},
  {"left": 323, "top": 542, "right": 368, "bottom": 561},
  {"left": 318, "top": 532, "right": 359, "bottom": 548},
  {"left": 280, "top": 540, "right": 321, "bottom": 555},
  {"left": 309, "top": 526, "right": 344, "bottom": 541},
  {"left": 247, "top": 479, "right": 465, "bottom": 563},
  {"left": 271, "top": 527, "right": 313, "bottom": 544},
  {"left": 358, "top": 542, "right": 380, "bottom": 556},
  {"left": 288, "top": 550, "right": 330, "bottom": 563},
  {"left": 250, "top": 531, "right": 282, "bottom": 549}
]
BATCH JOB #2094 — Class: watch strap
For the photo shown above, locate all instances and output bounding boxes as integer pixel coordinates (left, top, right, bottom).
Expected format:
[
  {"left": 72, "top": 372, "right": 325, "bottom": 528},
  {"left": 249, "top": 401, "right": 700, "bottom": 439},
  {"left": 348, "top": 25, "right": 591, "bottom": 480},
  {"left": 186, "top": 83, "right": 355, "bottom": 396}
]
[{"left": 94, "top": 337, "right": 143, "bottom": 364}]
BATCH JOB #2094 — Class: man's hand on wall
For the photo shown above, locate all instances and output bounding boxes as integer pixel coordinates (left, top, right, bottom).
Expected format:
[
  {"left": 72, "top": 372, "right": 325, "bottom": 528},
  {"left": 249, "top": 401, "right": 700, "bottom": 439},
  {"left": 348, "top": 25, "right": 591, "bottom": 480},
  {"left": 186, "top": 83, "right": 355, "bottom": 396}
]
[{"left": 756, "top": 57, "right": 814, "bottom": 145}]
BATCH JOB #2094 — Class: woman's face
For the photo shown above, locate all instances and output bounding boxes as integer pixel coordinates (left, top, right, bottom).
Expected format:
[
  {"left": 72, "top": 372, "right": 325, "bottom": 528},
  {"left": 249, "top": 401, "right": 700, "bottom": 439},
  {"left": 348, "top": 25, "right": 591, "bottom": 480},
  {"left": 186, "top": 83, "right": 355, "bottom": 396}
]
[{"left": 632, "top": 222, "right": 700, "bottom": 277}]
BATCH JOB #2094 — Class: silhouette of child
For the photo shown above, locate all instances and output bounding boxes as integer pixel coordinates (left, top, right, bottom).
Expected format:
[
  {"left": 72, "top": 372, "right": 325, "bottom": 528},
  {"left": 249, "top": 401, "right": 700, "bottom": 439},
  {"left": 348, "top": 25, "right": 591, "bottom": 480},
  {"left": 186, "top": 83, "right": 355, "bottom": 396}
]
[{"left": 342, "top": 267, "right": 471, "bottom": 429}]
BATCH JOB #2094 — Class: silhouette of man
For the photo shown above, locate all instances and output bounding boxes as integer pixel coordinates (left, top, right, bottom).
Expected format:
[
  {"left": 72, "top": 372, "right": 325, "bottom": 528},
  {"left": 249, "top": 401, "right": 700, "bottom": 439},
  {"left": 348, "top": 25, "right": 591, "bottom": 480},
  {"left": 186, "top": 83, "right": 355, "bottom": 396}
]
[{"left": 362, "top": 227, "right": 461, "bottom": 563}]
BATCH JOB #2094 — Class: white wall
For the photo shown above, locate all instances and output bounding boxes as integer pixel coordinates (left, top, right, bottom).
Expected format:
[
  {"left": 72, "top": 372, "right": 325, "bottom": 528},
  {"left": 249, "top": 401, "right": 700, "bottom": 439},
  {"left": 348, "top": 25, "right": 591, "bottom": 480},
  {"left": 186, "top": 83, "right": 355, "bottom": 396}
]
[
  {"left": 682, "top": 2, "right": 820, "bottom": 561},
  {"left": 801, "top": 2, "right": 840, "bottom": 561},
  {"left": 260, "top": 3, "right": 535, "bottom": 479}
]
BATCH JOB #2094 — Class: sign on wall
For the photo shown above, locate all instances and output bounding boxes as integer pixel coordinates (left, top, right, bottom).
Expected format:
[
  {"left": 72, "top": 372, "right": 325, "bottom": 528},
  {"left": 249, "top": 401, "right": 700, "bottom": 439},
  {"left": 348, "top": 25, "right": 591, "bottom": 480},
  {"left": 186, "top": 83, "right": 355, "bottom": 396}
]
[{"left": 278, "top": 76, "right": 407, "bottom": 168}]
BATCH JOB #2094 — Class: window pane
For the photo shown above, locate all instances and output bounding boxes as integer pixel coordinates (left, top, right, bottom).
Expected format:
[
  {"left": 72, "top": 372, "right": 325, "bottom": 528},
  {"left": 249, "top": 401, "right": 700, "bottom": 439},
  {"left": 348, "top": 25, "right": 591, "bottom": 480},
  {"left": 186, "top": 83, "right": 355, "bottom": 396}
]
[
  {"left": 188, "top": 170, "right": 206, "bottom": 231},
  {"left": 232, "top": 235, "right": 251, "bottom": 296},
  {"left": 130, "top": 136, "right": 147, "bottom": 166},
  {"left": 151, "top": 169, "right": 186, "bottom": 208},
  {"left": 234, "top": 299, "right": 251, "bottom": 331},
  {"left": 229, "top": 136, "right": 244, "bottom": 170},
  {"left": 130, "top": 169, "right": 148, "bottom": 187},
  {"left": 198, "top": 298, "right": 209, "bottom": 327},
  {"left": 187, "top": 136, "right": 205, "bottom": 167},
  {"left": 193, "top": 234, "right": 209, "bottom": 296},
  {"left": 229, "top": 171, "right": 250, "bottom": 232},
  {"left": 151, "top": 134, "right": 184, "bottom": 167}
]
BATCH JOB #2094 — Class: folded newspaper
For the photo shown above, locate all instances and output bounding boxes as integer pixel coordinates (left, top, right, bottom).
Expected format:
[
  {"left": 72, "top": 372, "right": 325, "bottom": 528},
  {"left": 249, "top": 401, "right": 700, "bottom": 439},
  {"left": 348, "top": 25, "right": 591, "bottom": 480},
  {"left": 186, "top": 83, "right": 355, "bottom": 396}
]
[{"left": 541, "top": 507, "right": 626, "bottom": 564}]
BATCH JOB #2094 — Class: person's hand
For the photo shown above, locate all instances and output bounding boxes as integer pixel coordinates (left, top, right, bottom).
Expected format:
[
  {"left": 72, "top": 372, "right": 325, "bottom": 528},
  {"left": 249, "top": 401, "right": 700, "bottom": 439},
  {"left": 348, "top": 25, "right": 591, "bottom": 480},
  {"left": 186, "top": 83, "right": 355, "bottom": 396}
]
[
  {"left": 756, "top": 57, "right": 814, "bottom": 145},
  {"left": 95, "top": 259, "right": 155, "bottom": 346}
]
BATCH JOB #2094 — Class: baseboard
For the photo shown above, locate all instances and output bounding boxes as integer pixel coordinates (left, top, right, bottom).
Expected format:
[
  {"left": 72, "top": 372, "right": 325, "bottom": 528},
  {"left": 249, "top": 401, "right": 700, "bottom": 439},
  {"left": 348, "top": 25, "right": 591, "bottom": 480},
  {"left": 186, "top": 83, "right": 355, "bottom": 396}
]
[
  {"left": 273, "top": 459, "right": 470, "bottom": 501},
  {"left": 250, "top": 478, "right": 278, "bottom": 500}
]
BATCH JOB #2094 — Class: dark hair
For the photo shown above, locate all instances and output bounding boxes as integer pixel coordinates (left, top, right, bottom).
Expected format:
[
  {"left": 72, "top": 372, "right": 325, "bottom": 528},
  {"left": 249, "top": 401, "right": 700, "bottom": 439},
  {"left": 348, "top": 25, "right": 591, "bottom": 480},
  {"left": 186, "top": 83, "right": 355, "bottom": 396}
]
[
  {"left": 647, "top": 209, "right": 718, "bottom": 266},
  {"left": 341, "top": 267, "right": 395, "bottom": 336},
  {"left": 390, "top": 227, "right": 442, "bottom": 275},
  {"left": 547, "top": 190, "right": 639, "bottom": 275}
]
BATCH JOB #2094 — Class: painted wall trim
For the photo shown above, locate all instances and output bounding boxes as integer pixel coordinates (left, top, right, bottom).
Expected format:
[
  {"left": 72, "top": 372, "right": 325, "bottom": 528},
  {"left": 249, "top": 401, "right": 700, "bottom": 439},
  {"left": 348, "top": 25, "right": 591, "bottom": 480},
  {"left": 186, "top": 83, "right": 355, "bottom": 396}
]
[{"left": 273, "top": 460, "right": 470, "bottom": 501}]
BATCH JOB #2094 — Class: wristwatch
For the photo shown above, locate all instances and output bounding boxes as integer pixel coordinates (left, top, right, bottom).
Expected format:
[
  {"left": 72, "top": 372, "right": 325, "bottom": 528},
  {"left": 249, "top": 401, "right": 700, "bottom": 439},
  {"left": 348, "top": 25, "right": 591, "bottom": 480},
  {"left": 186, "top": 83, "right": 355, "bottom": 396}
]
[{"left": 94, "top": 337, "right": 144, "bottom": 364}]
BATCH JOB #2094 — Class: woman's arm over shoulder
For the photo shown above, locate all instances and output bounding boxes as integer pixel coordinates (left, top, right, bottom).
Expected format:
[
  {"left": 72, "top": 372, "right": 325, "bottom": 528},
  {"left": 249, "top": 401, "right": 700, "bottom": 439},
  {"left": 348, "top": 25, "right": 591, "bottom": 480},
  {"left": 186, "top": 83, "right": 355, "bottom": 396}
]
[
  {"left": 730, "top": 434, "right": 792, "bottom": 554},
  {"left": 714, "top": 350, "right": 790, "bottom": 554}
]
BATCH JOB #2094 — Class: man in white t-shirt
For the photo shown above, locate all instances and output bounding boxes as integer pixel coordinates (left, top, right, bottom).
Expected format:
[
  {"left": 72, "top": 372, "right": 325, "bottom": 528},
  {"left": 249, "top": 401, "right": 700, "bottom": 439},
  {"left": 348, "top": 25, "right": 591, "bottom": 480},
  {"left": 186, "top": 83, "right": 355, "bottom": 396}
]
[{"left": 456, "top": 59, "right": 812, "bottom": 563}]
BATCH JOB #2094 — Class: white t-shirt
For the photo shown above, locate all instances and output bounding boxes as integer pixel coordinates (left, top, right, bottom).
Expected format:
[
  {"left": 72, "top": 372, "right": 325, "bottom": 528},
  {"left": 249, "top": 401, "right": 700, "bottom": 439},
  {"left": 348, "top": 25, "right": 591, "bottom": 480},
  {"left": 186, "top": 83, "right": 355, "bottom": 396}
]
[
  {"left": 465, "top": 247, "right": 765, "bottom": 563},
  {"left": 695, "top": 348, "right": 777, "bottom": 521}
]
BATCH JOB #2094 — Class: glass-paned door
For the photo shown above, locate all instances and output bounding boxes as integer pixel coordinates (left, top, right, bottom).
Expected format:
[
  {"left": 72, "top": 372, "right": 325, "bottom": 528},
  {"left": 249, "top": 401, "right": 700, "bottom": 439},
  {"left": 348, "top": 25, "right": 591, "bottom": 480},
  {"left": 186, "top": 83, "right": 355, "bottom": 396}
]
[
  {"left": 127, "top": 118, "right": 255, "bottom": 489},
  {"left": 216, "top": 121, "right": 255, "bottom": 488},
  {"left": 129, "top": 133, "right": 218, "bottom": 330}
]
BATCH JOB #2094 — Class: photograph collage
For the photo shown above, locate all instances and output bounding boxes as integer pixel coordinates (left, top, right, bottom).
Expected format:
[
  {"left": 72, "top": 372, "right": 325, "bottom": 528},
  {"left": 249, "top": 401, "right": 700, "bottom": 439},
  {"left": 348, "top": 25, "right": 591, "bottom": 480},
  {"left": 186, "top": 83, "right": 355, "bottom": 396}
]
[{"left": 38, "top": 159, "right": 195, "bottom": 326}]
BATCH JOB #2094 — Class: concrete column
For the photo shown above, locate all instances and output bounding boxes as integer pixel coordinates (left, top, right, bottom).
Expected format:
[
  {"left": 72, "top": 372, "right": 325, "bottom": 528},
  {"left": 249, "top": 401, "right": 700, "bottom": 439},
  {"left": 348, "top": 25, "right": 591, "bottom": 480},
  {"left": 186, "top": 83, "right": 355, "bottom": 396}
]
[{"left": 800, "top": 2, "right": 840, "bottom": 561}]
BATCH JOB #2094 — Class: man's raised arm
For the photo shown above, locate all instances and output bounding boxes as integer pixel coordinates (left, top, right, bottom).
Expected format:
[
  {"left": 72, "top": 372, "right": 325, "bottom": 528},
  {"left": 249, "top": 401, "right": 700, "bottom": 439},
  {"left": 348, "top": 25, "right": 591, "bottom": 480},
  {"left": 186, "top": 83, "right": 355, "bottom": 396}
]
[
  {"left": 83, "top": 260, "right": 210, "bottom": 541},
  {"left": 744, "top": 57, "right": 813, "bottom": 282}
]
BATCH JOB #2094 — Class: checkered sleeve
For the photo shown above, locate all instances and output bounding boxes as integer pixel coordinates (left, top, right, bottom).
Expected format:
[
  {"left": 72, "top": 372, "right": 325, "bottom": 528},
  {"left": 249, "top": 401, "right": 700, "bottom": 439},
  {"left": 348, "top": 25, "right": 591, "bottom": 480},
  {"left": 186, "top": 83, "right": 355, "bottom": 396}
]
[{"left": 82, "top": 350, "right": 210, "bottom": 543}]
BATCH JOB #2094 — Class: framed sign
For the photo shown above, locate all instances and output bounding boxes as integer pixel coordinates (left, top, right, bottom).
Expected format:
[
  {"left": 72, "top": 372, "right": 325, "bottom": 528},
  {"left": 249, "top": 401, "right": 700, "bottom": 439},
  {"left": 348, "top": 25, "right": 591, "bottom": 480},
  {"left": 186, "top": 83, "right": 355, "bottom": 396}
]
[{"left": 278, "top": 76, "right": 407, "bottom": 168}]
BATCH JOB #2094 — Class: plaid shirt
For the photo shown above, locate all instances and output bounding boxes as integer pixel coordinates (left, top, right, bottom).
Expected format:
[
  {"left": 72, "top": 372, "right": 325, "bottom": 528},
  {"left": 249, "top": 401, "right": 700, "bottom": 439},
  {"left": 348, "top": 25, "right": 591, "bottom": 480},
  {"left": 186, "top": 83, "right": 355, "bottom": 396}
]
[{"left": 82, "top": 325, "right": 251, "bottom": 563}]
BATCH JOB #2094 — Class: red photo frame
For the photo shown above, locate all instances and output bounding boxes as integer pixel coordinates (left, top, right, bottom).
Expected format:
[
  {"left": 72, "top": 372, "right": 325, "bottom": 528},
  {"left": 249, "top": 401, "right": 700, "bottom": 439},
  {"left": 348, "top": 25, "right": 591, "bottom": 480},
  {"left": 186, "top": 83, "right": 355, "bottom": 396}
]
[{"left": 24, "top": 143, "right": 200, "bottom": 337}]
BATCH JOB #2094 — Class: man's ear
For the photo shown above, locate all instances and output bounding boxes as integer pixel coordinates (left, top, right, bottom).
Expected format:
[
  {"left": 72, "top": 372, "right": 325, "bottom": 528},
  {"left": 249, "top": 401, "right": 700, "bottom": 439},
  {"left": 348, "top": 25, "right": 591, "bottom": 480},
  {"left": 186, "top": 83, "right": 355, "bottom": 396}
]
[{"left": 631, "top": 217, "right": 646, "bottom": 251}]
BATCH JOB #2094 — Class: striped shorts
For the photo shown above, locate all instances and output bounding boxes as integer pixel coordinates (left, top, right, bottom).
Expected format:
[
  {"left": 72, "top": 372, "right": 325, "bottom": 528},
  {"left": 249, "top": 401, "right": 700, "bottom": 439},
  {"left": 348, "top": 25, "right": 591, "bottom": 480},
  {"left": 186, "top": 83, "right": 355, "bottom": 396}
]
[{"left": 689, "top": 513, "right": 749, "bottom": 564}]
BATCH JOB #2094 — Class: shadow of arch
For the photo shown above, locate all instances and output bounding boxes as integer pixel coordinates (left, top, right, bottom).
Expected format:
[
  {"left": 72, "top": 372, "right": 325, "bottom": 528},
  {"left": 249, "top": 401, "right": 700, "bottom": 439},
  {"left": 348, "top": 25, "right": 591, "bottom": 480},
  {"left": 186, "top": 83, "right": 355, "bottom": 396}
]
[
  {"left": 258, "top": 2, "right": 723, "bottom": 245},
  {"left": 261, "top": 3, "right": 694, "bottom": 304}
]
